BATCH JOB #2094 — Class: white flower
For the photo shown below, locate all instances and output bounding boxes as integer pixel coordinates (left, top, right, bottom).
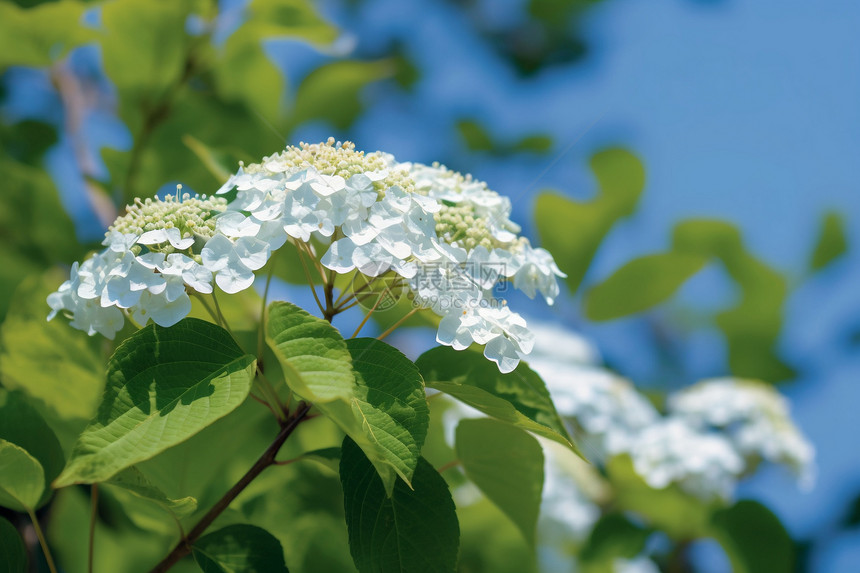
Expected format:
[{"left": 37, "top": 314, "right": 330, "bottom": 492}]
[
  {"left": 668, "top": 378, "right": 816, "bottom": 488},
  {"left": 628, "top": 418, "right": 744, "bottom": 500},
  {"left": 201, "top": 234, "right": 269, "bottom": 294},
  {"left": 436, "top": 304, "right": 534, "bottom": 373}
]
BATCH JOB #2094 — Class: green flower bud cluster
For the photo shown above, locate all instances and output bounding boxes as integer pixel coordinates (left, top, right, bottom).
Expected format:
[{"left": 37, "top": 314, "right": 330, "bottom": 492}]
[
  {"left": 434, "top": 204, "right": 495, "bottom": 251},
  {"left": 247, "top": 137, "right": 415, "bottom": 196},
  {"left": 108, "top": 193, "right": 227, "bottom": 248}
]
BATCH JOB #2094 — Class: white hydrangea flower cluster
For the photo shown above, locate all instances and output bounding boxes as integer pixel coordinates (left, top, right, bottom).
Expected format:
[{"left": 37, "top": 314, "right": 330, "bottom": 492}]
[
  {"left": 46, "top": 192, "right": 267, "bottom": 337},
  {"left": 49, "top": 139, "right": 564, "bottom": 371},
  {"left": 668, "top": 378, "right": 815, "bottom": 487},
  {"left": 528, "top": 323, "right": 815, "bottom": 501},
  {"left": 212, "top": 139, "right": 566, "bottom": 372}
]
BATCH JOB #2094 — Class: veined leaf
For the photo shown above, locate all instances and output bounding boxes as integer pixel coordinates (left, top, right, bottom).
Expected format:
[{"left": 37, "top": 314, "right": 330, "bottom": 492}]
[
  {"left": 0, "top": 440, "right": 45, "bottom": 512},
  {"left": 193, "top": 524, "right": 290, "bottom": 573},
  {"left": 417, "top": 347, "right": 579, "bottom": 455},
  {"left": 340, "top": 438, "right": 459, "bottom": 573},
  {"left": 456, "top": 418, "right": 544, "bottom": 546},
  {"left": 267, "top": 303, "right": 428, "bottom": 492},
  {"left": 54, "top": 318, "right": 255, "bottom": 487}
]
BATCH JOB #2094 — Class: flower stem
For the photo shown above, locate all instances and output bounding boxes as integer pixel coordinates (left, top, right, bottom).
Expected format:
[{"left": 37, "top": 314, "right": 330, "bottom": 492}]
[
  {"left": 377, "top": 308, "right": 420, "bottom": 341},
  {"left": 88, "top": 484, "right": 98, "bottom": 573},
  {"left": 149, "top": 402, "right": 312, "bottom": 573},
  {"left": 351, "top": 291, "right": 386, "bottom": 338},
  {"left": 27, "top": 509, "right": 57, "bottom": 573}
]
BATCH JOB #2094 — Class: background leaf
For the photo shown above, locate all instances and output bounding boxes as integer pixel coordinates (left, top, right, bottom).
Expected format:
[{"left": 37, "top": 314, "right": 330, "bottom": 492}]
[
  {"left": 711, "top": 500, "right": 794, "bottom": 573},
  {"left": 584, "top": 252, "right": 708, "bottom": 320},
  {"left": 0, "top": 517, "right": 27, "bottom": 573},
  {"left": 0, "top": 389, "right": 65, "bottom": 507},
  {"left": 104, "top": 465, "right": 197, "bottom": 519},
  {"left": 340, "top": 438, "right": 459, "bottom": 573},
  {"left": 535, "top": 148, "right": 645, "bottom": 294},
  {"left": 193, "top": 524, "right": 290, "bottom": 573},
  {"left": 55, "top": 318, "right": 256, "bottom": 486},
  {"left": 456, "top": 418, "right": 544, "bottom": 546},
  {"left": 809, "top": 210, "right": 848, "bottom": 272},
  {"left": 0, "top": 439, "right": 45, "bottom": 512}
]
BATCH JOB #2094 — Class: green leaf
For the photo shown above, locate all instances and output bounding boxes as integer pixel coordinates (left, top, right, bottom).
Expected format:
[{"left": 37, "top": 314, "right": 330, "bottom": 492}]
[
  {"left": 104, "top": 466, "right": 197, "bottom": 519},
  {"left": 456, "top": 120, "right": 553, "bottom": 155},
  {"left": 0, "top": 517, "right": 27, "bottom": 573},
  {"left": 0, "top": 390, "right": 65, "bottom": 507},
  {"left": 0, "top": 439, "right": 45, "bottom": 512},
  {"left": 266, "top": 301, "right": 355, "bottom": 403},
  {"left": 673, "top": 219, "right": 794, "bottom": 382},
  {"left": 809, "top": 211, "right": 848, "bottom": 271},
  {"left": 291, "top": 60, "right": 393, "bottom": 130},
  {"left": 417, "top": 347, "right": 579, "bottom": 455},
  {"left": 584, "top": 252, "right": 708, "bottom": 320},
  {"left": 580, "top": 513, "right": 651, "bottom": 567},
  {"left": 711, "top": 500, "right": 793, "bottom": 573},
  {"left": 457, "top": 120, "right": 494, "bottom": 152},
  {"left": 267, "top": 303, "right": 428, "bottom": 492},
  {"left": 455, "top": 418, "right": 543, "bottom": 546},
  {"left": 606, "top": 455, "right": 714, "bottom": 540},
  {"left": 54, "top": 318, "right": 256, "bottom": 487},
  {"left": 0, "top": 0, "right": 94, "bottom": 69},
  {"left": 344, "top": 338, "right": 429, "bottom": 491},
  {"left": 193, "top": 524, "right": 290, "bottom": 573},
  {"left": 296, "top": 447, "right": 342, "bottom": 474},
  {"left": 535, "top": 148, "right": 645, "bottom": 294},
  {"left": 340, "top": 438, "right": 459, "bottom": 573}
]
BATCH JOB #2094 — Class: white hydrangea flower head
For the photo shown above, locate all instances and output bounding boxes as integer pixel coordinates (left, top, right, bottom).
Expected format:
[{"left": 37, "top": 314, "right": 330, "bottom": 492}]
[
  {"left": 47, "top": 190, "right": 279, "bottom": 337},
  {"left": 667, "top": 378, "right": 816, "bottom": 488},
  {"left": 628, "top": 418, "right": 745, "bottom": 500}
]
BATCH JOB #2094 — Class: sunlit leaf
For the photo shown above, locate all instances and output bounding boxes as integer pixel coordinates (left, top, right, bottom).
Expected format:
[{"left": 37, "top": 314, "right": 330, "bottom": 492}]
[
  {"left": 584, "top": 252, "right": 708, "bottom": 320},
  {"left": 809, "top": 211, "right": 848, "bottom": 272},
  {"left": 194, "top": 524, "right": 290, "bottom": 573},
  {"left": 456, "top": 418, "right": 544, "bottom": 546},
  {"left": 0, "top": 517, "right": 27, "bottom": 573},
  {"left": 417, "top": 347, "right": 579, "bottom": 455},
  {"left": 536, "top": 148, "right": 645, "bottom": 293},
  {"left": 0, "top": 390, "right": 64, "bottom": 507},
  {"left": 267, "top": 304, "right": 428, "bottom": 492},
  {"left": 54, "top": 318, "right": 256, "bottom": 486},
  {"left": 712, "top": 500, "right": 793, "bottom": 573},
  {"left": 340, "top": 438, "right": 459, "bottom": 573},
  {"left": 0, "top": 439, "right": 45, "bottom": 512}
]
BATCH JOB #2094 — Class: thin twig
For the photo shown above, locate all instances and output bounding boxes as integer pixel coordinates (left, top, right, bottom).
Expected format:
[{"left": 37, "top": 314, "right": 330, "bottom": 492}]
[
  {"left": 27, "top": 509, "right": 57, "bottom": 573},
  {"left": 88, "top": 484, "right": 98, "bottom": 573},
  {"left": 149, "top": 402, "right": 312, "bottom": 572},
  {"left": 377, "top": 308, "right": 419, "bottom": 341},
  {"left": 350, "top": 291, "right": 386, "bottom": 338}
]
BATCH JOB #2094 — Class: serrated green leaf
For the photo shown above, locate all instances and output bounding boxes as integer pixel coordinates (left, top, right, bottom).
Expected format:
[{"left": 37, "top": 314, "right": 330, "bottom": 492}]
[
  {"left": 536, "top": 148, "right": 645, "bottom": 294},
  {"left": 193, "top": 524, "right": 290, "bottom": 573},
  {"left": 0, "top": 390, "right": 64, "bottom": 507},
  {"left": 584, "top": 252, "right": 708, "bottom": 320},
  {"left": 417, "top": 347, "right": 579, "bottom": 455},
  {"left": 0, "top": 517, "right": 27, "bottom": 573},
  {"left": 810, "top": 211, "right": 848, "bottom": 272},
  {"left": 340, "top": 438, "right": 459, "bottom": 573},
  {"left": 54, "top": 318, "right": 256, "bottom": 487},
  {"left": 456, "top": 418, "right": 543, "bottom": 546},
  {"left": 291, "top": 60, "right": 393, "bottom": 130},
  {"left": 104, "top": 466, "right": 197, "bottom": 519},
  {"left": 0, "top": 439, "right": 45, "bottom": 512},
  {"left": 266, "top": 301, "right": 355, "bottom": 403},
  {"left": 711, "top": 500, "right": 793, "bottom": 573},
  {"left": 267, "top": 304, "right": 428, "bottom": 492},
  {"left": 0, "top": 0, "right": 94, "bottom": 69}
]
